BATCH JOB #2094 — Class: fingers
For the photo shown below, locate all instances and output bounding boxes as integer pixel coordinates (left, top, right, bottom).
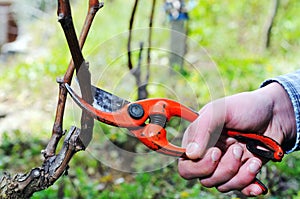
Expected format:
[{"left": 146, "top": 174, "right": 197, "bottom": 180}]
[
  {"left": 200, "top": 144, "right": 244, "bottom": 187},
  {"left": 179, "top": 142, "right": 265, "bottom": 196},
  {"left": 241, "top": 182, "right": 266, "bottom": 196},
  {"left": 216, "top": 158, "right": 263, "bottom": 193},
  {"left": 179, "top": 144, "right": 244, "bottom": 182},
  {"left": 178, "top": 147, "right": 222, "bottom": 180},
  {"left": 201, "top": 147, "right": 264, "bottom": 196}
]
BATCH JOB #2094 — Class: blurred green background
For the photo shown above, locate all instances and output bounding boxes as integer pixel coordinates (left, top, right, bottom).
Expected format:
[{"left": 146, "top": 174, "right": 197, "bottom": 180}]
[{"left": 1, "top": 0, "right": 300, "bottom": 198}]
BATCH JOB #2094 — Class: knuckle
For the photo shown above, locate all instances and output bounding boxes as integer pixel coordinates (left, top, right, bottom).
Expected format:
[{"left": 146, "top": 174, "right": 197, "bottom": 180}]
[
  {"left": 224, "top": 165, "right": 238, "bottom": 176},
  {"left": 200, "top": 166, "right": 215, "bottom": 176}
]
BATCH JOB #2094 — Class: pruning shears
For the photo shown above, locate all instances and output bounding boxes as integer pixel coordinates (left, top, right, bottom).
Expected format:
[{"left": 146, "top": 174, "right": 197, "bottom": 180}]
[{"left": 65, "top": 83, "right": 284, "bottom": 194}]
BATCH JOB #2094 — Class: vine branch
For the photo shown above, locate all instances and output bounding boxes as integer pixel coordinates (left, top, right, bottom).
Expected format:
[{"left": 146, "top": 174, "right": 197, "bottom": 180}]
[
  {"left": 264, "top": 0, "right": 279, "bottom": 48},
  {"left": 127, "top": 0, "right": 139, "bottom": 70},
  {"left": 0, "top": 1, "right": 103, "bottom": 198},
  {"left": 0, "top": 127, "right": 83, "bottom": 198},
  {"left": 46, "top": 0, "right": 103, "bottom": 158}
]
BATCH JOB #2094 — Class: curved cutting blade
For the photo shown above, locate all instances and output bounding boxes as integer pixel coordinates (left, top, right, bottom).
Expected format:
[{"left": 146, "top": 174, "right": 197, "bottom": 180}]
[
  {"left": 66, "top": 83, "right": 130, "bottom": 112},
  {"left": 91, "top": 85, "right": 130, "bottom": 112}
]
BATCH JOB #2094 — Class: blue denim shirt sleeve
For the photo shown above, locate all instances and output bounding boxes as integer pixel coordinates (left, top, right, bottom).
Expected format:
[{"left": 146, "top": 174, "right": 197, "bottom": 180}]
[{"left": 260, "top": 70, "right": 300, "bottom": 153}]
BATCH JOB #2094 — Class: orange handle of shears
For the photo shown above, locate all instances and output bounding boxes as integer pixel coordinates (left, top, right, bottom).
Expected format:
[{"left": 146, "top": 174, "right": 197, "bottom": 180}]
[{"left": 226, "top": 130, "right": 284, "bottom": 162}]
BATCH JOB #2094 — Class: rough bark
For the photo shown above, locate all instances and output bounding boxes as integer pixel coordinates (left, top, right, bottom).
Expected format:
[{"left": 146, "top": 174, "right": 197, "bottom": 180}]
[{"left": 0, "top": 127, "right": 83, "bottom": 199}]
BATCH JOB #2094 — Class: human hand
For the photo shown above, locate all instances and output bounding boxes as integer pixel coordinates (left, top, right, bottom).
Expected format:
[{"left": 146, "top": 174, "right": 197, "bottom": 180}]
[{"left": 178, "top": 82, "right": 296, "bottom": 196}]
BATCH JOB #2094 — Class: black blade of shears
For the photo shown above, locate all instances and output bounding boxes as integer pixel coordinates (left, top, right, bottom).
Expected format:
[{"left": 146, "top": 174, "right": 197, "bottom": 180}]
[
  {"left": 67, "top": 83, "right": 129, "bottom": 112},
  {"left": 90, "top": 85, "right": 130, "bottom": 112},
  {"left": 73, "top": 78, "right": 130, "bottom": 112}
]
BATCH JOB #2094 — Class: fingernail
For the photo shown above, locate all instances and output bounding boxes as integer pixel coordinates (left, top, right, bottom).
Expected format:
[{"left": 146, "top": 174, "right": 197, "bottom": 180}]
[
  {"left": 248, "top": 160, "right": 261, "bottom": 174},
  {"left": 211, "top": 150, "right": 221, "bottom": 162},
  {"left": 186, "top": 142, "right": 199, "bottom": 156},
  {"left": 250, "top": 185, "right": 263, "bottom": 196},
  {"left": 233, "top": 146, "right": 243, "bottom": 160}
]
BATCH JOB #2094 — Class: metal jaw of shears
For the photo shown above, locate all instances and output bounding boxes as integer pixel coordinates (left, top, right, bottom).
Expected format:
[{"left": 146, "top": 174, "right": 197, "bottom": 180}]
[
  {"left": 66, "top": 83, "right": 198, "bottom": 158},
  {"left": 65, "top": 83, "right": 284, "bottom": 194}
]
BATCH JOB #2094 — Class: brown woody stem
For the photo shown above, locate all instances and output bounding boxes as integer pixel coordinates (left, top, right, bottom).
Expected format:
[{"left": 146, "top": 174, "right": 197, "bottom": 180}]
[
  {"left": 0, "top": 127, "right": 84, "bottom": 198},
  {"left": 45, "top": 0, "right": 103, "bottom": 157},
  {"left": 127, "top": 0, "right": 139, "bottom": 70},
  {"left": 146, "top": 0, "right": 156, "bottom": 83}
]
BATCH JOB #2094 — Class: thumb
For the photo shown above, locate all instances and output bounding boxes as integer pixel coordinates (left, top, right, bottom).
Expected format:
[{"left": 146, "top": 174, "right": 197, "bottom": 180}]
[
  {"left": 182, "top": 99, "right": 226, "bottom": 159},
  {"left": 183, "top": 115, "right": 212, "bottom": 159}
]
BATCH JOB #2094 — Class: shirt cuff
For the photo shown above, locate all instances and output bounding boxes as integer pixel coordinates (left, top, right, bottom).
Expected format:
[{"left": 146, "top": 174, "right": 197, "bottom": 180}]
[{"left": 260, "top": 70, "right": 300, "bottom": 154}]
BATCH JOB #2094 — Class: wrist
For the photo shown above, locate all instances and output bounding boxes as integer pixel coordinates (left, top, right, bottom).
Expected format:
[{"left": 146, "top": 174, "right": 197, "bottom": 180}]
[{"left": 262, "top": 83, "right": 297, "bottom": 151}]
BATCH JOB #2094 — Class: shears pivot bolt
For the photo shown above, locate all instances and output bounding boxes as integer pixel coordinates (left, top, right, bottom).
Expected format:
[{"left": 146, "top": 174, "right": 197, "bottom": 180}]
[{"left": 128, "top": 103, "right": 144, "bottom": 119}]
